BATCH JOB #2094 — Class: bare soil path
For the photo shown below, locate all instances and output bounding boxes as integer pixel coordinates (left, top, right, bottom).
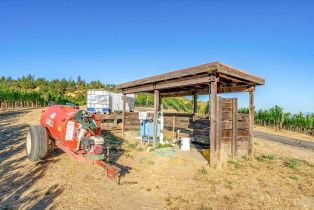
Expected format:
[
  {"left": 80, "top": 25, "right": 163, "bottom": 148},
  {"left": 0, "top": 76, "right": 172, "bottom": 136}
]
[
  {"left": 254, "top": 130, "right": 314, "bottom": 150},
  {"left": 254, "top": 125, "right": 314, "bottom": 142}
]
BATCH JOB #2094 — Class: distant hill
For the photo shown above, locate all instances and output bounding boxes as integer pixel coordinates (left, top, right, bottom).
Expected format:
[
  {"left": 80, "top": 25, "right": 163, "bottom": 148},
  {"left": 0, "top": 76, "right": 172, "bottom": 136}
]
[{"left": 134, "top": 93, "right": 207, "bottom": 113}]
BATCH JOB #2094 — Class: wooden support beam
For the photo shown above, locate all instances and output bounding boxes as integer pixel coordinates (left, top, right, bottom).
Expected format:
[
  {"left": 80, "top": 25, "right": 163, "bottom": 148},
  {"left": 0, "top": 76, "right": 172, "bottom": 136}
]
[
  {"left": 156, "top": 75, "right": 215, "bottom": 90},
  {"left": 123, "top": 84, "right": 251, "bottom": 98},
  {"left": 161, "top": 90, "right": 196, "bottom": 97},
  {"left": 193, "top": 94, "right": 197, "bottom": 114},
  {"left": 216, "top": 96, "right": 222, "bottom": 167},
  {"left": 218, "top": 85, "right": 251, "bottom": 93},
  {"left": 122, "top": 94, "right": 126, "bottom": 137},
  {"left": 153, "top": 89, "right": 160, "bottom": 145},
  {"left": 172, "top": 115, "right": 176, "bottom": 139},
  {"left": 123, "top": 75, "right": 215, "bottom": 94},
  {"left": 117, "top": 62, "right": 219, "bottom": 89},
  {"left": 217, "top": 63, "right": 265, "bottom": 85},
  {"left": 218, "top": 73, "right": 245, "bottom": 83},
  {"left": 123, "top": 84, "right": 154, "bottom": 94},
  {"left": 210, "top": 78, "right": 218, "bottom": 167},
  {"left": 159, "top": 85, "right": 252, "bottom": 97},
  {"left": 248, "top": 87, "right": 255, "bottom": 157},
  {"left": 232, "top": 98, "right": 238, "bottom": 158},
  {"left": 117, "top": 62, "right": 265, "bottom": 91},
  {"left": 159, "top": 95, "right": 163, "bottom": 108}
]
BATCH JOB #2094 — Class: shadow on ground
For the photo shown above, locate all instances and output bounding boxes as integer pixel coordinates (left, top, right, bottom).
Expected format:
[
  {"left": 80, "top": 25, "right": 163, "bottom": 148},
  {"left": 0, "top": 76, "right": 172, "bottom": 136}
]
[
  {"left": 102, "top": 130, "right": 132, "bottom": 177},
  {"left": 0, "top": 110, "right": 64, "bottom": 209}
]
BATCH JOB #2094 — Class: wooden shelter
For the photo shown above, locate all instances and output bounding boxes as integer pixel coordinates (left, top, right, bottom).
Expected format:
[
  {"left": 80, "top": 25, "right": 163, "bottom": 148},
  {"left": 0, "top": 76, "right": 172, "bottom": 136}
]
[{"left": 117, "top": 61, "right": 265, "bottom": 166}]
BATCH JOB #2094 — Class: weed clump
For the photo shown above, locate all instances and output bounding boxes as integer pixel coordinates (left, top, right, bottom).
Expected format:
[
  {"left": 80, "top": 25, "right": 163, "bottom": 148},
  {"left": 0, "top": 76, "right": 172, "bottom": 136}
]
[
  {"left": 198, "top": 167, "right": 208, "bottom": 175},
  {"left": 256, "top": 154, "right": 275, "bottom": 162},
  {"left": 284, "top": 159, "right": 300, "bottom": 169},
  {"left": 228, "top": 160, "right": 242, "bottom": 169},
  {"left": 289, "top": 175, "right": 299, "bottom": 180},
  {"left": 128, "top": 142, "right": 139, "bottom": 149},
  {"left": 133, "top": 128, "right": 140, "bottom": 132},
  {"left": 135, "top": 147, "right": 144, "bottom": 152}
]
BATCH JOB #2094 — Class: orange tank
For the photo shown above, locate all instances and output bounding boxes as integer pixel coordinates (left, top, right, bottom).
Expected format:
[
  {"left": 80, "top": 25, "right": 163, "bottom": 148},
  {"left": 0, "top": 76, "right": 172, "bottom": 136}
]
[{"left": 40, "top": 105, "right": 101, "bottom": 151}]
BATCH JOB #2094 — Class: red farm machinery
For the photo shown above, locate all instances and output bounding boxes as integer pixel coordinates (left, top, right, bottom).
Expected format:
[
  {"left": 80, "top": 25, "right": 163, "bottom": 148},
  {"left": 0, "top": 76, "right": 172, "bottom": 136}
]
[{"left": 25, "top": 105, "right": 121, "bottom": 181}]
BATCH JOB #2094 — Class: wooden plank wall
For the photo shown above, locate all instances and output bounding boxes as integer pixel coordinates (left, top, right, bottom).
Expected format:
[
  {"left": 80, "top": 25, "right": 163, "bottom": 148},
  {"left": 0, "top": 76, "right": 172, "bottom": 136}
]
[
  {"left": 163, "top": 113, "right": 194, "bottom": 137},
  {"left": 193, "top": 115, "right": 210, "bottom": 143},
  {"left": 125, "top": 112, "right": 194, "bottom": 138},
  {"left": 220, "top": 98, "right": 233, "bottom": 162},
  {"left": 124, "top": 112, "right": 141, "bottom": 130},
  {"left": 219, "top": 99, "right": 249, "bottom": 161},
  {"left": 124, "top": 105, "right": 250, "bottom": 157},
  {"left": 124, "top": 112, "right": 194, "bottom": 135},
  {"left": 237, "top": 113, "right": 250, "bottom": 156}
]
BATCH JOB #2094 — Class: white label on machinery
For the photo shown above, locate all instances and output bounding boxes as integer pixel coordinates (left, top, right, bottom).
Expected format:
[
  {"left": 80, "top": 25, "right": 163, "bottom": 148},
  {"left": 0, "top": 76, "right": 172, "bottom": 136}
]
[
  {"left": 46, "top": 119, "right": 53, "bottom": 127},
  {"left": 50, "top": 112, "right": 56, "bottom": 119},
  {"left": 65, "top": 121, "right": 75, "bottom": 141}
]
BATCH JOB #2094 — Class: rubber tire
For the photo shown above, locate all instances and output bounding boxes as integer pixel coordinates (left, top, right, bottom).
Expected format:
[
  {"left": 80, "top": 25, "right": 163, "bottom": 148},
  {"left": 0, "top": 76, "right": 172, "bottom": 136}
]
[{"left": 26, "top": 125, "right": 49, "bottom": 162}]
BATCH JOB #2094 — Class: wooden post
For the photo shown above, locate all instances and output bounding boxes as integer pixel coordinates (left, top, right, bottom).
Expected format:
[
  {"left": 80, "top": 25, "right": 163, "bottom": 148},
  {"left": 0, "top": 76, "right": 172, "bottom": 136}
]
[
  {"left": 216, "top": 96, "right": 222, "bottom": 167},
  {"left": 248, "top": 87, "right": 255, "bottom": 157},
  {"left": 232, "top": 98, "right": 238, "bottom": 158},
  {"left": 159, "top": 96, "right": 164, "bottom": 144},
  {"left": 122, "top": 93, "right": 126, "bottom": 137},
  {"left": 159, "top": 96, "right": 162, "bottom": 108},
  {"left": 193, "top": 94, "right": 197, "bottom": 114},
  {"left": 114, "top": 114, "right": 118, "bottom": 126},
  {"left": 172, "top": 115, "right": 176, "bottom": 139},
  {"left": 210, "top": 78, "right": 217, "bottom": 167},
  {"left": 153, "top": 89, "right": 160, "bottom": 145}
]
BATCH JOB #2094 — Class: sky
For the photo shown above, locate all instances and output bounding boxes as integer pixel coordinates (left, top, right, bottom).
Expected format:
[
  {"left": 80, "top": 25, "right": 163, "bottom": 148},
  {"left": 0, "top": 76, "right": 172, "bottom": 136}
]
[{"left": 0, "top": 0, "right": 313, "bottom": 113}]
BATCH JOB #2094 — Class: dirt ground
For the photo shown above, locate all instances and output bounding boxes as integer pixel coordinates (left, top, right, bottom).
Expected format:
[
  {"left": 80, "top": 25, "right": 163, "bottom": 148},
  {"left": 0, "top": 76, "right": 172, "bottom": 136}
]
[
  {"left": 255, "top": 125, "right": 314, "bottom": 142},
  {"left": 0, "top": 109, "right": 313, "bottom": 210}
]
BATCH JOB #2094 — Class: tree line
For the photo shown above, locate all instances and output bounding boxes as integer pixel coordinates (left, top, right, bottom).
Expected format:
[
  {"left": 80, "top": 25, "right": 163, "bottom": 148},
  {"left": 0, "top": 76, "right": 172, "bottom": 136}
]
[
  {"left": 0, "top": 75, "right": 195, "bottom": 113},
  {"left": 0, "top": 75, "right": 116, "bottom": 110},
  {"left": 1, "top": 76, "right": 313, "bottom": 135}
]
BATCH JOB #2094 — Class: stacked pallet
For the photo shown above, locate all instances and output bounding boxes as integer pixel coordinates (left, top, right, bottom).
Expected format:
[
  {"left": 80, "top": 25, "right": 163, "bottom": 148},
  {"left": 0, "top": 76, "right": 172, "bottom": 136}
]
[
  {"left": 124, "top": 112, "right": 140, "bottom": 130},
  {"left": 236, "top": 113, "right": 250, "bottom": 156},
  {"left": 192, "top": 115, "right": 210, "bottom": 143},
  {"left": 163, "top": 113, "right": 193, "bottom": 137}
]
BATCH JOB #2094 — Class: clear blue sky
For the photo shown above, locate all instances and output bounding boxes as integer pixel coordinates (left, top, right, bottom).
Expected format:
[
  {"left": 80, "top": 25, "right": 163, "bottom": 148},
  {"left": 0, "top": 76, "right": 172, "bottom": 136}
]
[{"left": 0, "top": 0, "right": 313, "bottom": 113}]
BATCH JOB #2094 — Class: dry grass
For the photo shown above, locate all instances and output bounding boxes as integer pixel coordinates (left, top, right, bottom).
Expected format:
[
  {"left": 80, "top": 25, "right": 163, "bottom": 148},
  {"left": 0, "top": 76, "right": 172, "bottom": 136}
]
[
  {"left": 0, "top": 109, "right": 313, "bottom": 209},
  {"left": 255, "top": 125, "right": 314, "bottom": 142},
  {"left": 254, "top": 137, "right": 314, "bottom": 163}
]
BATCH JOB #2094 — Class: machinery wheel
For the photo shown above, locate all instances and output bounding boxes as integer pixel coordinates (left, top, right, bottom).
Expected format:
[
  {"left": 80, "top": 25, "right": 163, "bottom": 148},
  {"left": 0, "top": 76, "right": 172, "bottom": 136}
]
[{"left": 26, "top": 125, "right": 49, "bottom": 162}]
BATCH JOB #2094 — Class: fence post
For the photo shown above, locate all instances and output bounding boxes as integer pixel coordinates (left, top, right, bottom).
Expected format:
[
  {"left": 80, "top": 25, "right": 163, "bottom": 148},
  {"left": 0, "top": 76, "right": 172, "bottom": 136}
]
[{"left": 248, "top": 86, "right": 255, "bottom": 158}]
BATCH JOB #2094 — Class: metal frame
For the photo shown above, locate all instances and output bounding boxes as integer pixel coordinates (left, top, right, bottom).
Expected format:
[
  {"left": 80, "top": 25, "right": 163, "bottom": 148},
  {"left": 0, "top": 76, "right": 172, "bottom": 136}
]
[{"left": 55, "top": 141, "right": 120, "bottom": 180}]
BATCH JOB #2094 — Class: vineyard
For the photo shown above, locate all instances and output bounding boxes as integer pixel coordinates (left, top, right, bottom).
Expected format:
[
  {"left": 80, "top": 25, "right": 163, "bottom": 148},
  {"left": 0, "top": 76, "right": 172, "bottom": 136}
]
[
  {"left": 239, "top": 106, "right": 314, "bottom": 136},
  {"left": 136, "top": 95, "right": 314, "bottom": 136},
  {"left": 1, "top": 76, "right": 313, "bottom": 135},
  {"left": 135, "top": 93, "right": 208, "bottom": 113},
  {"left": 0, "top": 76, "right": 197, "bottom": 113},
  {"left": 136, "top": 95, "right": 313, "bottom": 135},
  {"left": 0, "top": 75, "right": 115, "bottom": 111},
  {"left": 0, "top": 88, "right": 46, "bottom": 111}
]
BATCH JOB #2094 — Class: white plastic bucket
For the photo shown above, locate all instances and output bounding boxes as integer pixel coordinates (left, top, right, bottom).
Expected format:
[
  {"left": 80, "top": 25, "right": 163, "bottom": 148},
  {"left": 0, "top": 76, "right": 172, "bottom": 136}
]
[{"left": 180, "top": 137, "right": 191, "bottom": 151}]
